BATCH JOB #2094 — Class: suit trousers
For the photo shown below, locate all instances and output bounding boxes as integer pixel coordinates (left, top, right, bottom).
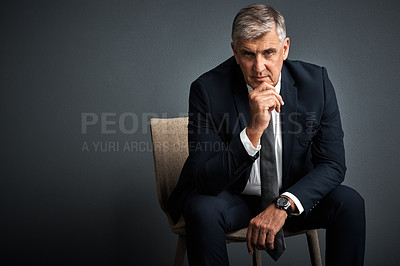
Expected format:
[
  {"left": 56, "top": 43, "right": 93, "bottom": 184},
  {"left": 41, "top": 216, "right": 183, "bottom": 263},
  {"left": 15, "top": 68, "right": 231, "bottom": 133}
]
[{"left": 183, "top": 185, "right": 365, "bottom": 266}]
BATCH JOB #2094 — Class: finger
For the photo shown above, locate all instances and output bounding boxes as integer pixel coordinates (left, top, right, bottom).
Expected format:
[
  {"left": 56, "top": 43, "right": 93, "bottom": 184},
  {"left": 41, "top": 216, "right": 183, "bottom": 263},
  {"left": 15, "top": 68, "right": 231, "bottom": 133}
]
[
  {"left": 276, "top": 94, "right": 284, "bottom": 107},
  {"left": 258, "top": 83, "right": 285, "bottom": 107},
  {"left": 268, "top": 105, "right": 276, "bottom": 112},
  {"left": 257, "top": 227, "right": 268, "bottom": 250},
  {"left": 268, "top": 91, "right": 284, "bottom": 108},
  {"left": 271, "top": 95, "right": 283, "bottom": 113},
  {"left": 272, "top": 98, "right": 281, "bottom": 113},
  {"left": 255, "top": 85, "right": 275, "bottom": 95},
  {"left": 266, "top": 230, "right": 275, "bottom": 250},
  {"left": 250, "top": 89, "right": 283, "bottom": 108},
  {"left": 262, "top": 82, "right": 275, "bottom": 91},
  {"left": 275, "top": 97, "right": 282, "bottom": 113},
  {"left": 265, "top": 89, "right": 284, "bottom": 107},
  {"left": 254, "top": 82, "right": 275, "bottom": 92},
  {"left": 263, "top": 93, "right": 281, "bottom": 107},
  {"left": 246, "top": 226, "right": 254, "bottom": 255},
  {"left": 266, "top": 98, "right": 279, "bottom": 113},
  {"left": 251, "top": 227, "right": 260, "bottom": 249}
]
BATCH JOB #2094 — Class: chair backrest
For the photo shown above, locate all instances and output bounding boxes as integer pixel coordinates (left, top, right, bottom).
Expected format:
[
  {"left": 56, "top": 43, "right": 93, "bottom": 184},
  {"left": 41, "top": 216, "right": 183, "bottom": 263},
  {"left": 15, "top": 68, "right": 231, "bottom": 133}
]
[{"left": 150, "top": 117, "right": 188, "bottom": 231}]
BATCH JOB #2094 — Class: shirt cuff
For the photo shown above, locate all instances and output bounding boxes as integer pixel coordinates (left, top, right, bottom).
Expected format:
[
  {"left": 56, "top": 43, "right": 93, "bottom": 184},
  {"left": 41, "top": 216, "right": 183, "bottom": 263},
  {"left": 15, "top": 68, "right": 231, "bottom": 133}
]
[
  {"left": 281, "top": 192, "right": 304, "bottom": 215},
  {"left": 240, "top": 127, "right": 261, "bottom": 157}
]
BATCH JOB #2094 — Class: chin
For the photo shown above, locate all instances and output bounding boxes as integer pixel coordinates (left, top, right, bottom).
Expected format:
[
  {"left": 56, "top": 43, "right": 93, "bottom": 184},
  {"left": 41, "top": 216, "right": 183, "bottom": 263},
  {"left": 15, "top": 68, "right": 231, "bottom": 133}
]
[{"left": 248, "top": 81, "right": 260, "bottom": 89}]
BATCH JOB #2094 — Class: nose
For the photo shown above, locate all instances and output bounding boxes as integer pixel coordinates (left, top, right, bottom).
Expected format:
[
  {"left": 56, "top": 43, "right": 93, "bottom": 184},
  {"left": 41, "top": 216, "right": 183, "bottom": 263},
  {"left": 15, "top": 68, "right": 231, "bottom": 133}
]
[{"left": 253, "top": 55, "right": 266, "bottom": 74}]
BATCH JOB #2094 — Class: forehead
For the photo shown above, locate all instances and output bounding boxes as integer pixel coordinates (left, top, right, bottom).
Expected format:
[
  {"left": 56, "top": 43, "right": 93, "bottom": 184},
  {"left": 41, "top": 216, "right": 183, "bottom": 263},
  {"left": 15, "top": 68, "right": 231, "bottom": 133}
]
[{"left": 236, "top": 31, "right": 281, "bottom": 50}]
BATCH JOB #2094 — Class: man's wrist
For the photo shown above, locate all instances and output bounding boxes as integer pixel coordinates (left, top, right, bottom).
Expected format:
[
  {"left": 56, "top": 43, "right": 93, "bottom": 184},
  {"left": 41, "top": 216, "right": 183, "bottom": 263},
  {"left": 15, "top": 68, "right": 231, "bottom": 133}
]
[
  {"left": 281, "top": 195, "right": 297, "bottom": 213},
  {"left": 274, "top": 196, "right": 293, "bottom": 217},
  {"left": 280, "top": 192, "right": 304, "bottom": 215},
  {"left": 240, "top": 128, "right": 260, "bottom": 156},
  {"left": 245, "top": 126, "right": 263, "bottom": 148}
]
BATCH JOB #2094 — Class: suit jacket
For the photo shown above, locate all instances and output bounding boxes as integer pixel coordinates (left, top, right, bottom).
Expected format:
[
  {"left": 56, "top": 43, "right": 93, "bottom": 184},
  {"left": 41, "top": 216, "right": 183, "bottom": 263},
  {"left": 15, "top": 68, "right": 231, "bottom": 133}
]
[{"left": 167, "top": 56, "right": 346, "bottom": 224}]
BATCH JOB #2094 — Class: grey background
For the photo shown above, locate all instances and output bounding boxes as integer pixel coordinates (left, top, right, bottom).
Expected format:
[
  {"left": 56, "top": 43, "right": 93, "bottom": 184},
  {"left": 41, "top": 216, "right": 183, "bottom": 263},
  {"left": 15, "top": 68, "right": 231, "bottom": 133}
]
[{"left": 1, "top": 0, "right": 399, "bottom": 265}]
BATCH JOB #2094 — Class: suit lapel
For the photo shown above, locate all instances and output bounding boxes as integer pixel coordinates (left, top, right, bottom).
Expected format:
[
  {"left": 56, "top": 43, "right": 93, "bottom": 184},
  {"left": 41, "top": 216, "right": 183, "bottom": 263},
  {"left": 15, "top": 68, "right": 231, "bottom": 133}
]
[
  {"left": 232, "top": 64, "right": 251, "bottom": 132},
  {"left": 280, "top": 63, "right": 298, "bottom": 186}
]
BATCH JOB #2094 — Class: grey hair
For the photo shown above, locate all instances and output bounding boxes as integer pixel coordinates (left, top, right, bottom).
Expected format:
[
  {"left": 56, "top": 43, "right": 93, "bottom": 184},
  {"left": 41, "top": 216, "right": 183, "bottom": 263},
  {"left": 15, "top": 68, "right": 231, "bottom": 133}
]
[{"left": 232, "top": 4, "right": 286, "bottom": 46}]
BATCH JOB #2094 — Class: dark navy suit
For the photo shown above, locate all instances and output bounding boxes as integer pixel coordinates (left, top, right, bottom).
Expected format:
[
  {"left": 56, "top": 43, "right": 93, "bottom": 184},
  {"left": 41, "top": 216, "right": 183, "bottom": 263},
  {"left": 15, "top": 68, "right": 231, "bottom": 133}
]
[{"left": 167, "top": 57, "right": 365, "bottom": 265}]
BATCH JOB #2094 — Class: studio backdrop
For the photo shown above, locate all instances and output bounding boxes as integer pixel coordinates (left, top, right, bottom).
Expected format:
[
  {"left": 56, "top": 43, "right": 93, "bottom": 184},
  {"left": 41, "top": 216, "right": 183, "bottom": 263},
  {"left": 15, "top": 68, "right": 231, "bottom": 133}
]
[{"left": 1, "top": 0, "right": 400, "bottom": 265}]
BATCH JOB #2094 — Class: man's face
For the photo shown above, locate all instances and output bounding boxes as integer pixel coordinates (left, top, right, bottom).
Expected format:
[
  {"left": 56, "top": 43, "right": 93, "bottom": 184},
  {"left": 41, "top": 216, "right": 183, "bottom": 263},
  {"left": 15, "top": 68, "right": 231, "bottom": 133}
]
[{"left": 232, "top": 30, "right": 290, "bottom": 89}]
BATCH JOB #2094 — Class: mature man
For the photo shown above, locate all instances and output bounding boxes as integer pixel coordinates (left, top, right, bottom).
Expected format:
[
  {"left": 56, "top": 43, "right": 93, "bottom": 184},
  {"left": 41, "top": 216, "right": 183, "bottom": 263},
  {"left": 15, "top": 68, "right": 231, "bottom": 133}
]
[{"left": 168, "top": 4, "right": 365, "bottom": 266}]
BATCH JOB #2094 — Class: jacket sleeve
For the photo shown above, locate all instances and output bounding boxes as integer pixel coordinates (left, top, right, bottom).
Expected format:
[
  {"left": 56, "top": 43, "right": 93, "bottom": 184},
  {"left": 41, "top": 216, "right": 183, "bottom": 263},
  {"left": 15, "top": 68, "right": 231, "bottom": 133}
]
[
  {"left": 286, "top": 67, "right": 346, "bottom": 214},
  {"left": 185, "top": 78, "right": 256, "bottom": 195}
]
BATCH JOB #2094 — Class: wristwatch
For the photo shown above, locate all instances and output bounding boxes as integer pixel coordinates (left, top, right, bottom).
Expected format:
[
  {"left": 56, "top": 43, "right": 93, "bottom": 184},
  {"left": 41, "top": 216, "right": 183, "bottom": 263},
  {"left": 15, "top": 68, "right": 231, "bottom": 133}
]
[{"left": 275, "top": 196, "right": 292, "bottom": 217}]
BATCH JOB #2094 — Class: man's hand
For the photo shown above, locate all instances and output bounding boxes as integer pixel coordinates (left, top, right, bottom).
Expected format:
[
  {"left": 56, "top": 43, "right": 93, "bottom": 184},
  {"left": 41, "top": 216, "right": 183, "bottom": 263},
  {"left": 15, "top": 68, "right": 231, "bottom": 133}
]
[
  {"left": 246, "top": 204, "right": 287, "bottom": 255},
  {"left": 246, "top": 82, "right": 284, "bottom": 147}
]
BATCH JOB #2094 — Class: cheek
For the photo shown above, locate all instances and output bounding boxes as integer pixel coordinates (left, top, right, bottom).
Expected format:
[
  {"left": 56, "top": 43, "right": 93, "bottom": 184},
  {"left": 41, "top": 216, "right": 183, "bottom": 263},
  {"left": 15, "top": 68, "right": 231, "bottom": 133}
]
[
  {"left": 271, "top": 67, "right": 280, "bottom": 76},
  {"left": 244, "top": 62, "right": 254, "bottom": 75},
  {"left": 239, "top": 62, "right": 252, "bottom": 76},
  {"left": 270, "top": 61, "right": 283, "bottom": 75}
]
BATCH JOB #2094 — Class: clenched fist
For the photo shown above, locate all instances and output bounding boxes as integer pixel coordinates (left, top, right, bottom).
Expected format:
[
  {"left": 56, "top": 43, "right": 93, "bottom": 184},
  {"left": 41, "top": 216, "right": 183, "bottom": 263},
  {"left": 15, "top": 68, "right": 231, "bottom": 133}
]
[{"left": 246, "top": 82, "right": 284, "bottom": 147}]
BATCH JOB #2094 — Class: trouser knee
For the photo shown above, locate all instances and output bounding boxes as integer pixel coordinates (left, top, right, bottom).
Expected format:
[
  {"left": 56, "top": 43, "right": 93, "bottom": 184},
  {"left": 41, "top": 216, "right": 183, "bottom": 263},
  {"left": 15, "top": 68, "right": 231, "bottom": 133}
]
[
  {"left": 327, "top": 185, "right": 365, "bottom": 230},
  {"left": 333, "top": 185, "right": 364, "bottom": 213}
]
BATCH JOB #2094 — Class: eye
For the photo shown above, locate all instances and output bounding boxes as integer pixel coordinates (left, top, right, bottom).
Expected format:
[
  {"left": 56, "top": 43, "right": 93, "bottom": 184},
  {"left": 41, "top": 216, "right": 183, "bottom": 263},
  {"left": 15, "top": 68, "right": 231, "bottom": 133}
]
[
  {"left": 241, "top": 50, "right": 254, "bottom": 57},
  {"left": 264, "top": 49, "right": 276, "bottom": 56}
]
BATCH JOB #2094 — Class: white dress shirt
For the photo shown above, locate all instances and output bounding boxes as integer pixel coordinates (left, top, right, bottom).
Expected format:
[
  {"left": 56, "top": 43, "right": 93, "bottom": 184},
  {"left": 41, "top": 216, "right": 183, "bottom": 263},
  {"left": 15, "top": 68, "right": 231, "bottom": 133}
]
[{"left": 239, "top": 75, "right": 304, "bottom": 215}]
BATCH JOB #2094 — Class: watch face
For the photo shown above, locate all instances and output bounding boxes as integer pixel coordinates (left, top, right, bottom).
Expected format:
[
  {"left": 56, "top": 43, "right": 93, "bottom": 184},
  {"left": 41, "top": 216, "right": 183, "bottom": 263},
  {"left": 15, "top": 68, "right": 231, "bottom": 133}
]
[{"left": 277, "top": 197, "right": 289, "bottom": 207}]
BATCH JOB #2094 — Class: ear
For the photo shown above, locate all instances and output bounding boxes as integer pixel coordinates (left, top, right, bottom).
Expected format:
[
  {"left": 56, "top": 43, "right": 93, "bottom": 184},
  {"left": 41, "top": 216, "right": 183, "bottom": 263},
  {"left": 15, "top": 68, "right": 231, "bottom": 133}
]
[
  {"left": 231, "top": 42, "right": 239, "bottom": 64},
  {"left": 282, "top": 37, "right": 290, "bottom": 60}
]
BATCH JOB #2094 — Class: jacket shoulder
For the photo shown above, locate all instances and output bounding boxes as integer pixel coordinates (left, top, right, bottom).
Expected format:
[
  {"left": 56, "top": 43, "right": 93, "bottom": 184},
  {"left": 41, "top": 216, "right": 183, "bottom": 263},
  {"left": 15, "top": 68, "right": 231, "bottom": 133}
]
[
  {"left": 194, "top": 56, "right": 243, "bottom": 87},
  {"left": 284, "top": 59, "right": 324, "bottom": 73},
  {"left": 283, "top": 59, "right": 326, "bottom": 85}
]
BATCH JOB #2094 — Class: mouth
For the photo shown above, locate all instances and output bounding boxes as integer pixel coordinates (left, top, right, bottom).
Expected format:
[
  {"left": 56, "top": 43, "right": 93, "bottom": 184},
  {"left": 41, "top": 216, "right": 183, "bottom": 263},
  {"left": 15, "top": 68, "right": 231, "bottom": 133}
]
[{"left": 253, "top": 76, "right": 269, "bottom": 83}]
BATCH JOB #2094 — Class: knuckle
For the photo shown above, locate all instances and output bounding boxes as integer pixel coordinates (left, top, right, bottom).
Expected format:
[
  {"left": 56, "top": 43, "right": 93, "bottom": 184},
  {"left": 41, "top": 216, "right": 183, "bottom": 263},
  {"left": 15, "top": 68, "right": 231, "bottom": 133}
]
[
  {"left": 260, "top": 224, "right": 267, "bottom": 230},
  {"left": 254, "top": 221, "right": 263, "bottom": 228}
]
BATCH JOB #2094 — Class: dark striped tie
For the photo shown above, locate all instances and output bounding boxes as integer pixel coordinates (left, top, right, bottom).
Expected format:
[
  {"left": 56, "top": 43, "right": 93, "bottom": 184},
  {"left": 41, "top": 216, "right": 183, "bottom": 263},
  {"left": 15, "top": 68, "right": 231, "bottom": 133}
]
[{"left": 260, "top": 115, "right": 286, "bottom": 261}]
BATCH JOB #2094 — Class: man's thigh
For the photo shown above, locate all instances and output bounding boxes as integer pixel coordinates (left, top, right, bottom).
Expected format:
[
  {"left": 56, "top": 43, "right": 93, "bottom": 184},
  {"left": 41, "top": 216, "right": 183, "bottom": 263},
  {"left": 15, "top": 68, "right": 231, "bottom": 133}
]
[{"left": 183, "top": 190, "right": 256, "bottom": 233}]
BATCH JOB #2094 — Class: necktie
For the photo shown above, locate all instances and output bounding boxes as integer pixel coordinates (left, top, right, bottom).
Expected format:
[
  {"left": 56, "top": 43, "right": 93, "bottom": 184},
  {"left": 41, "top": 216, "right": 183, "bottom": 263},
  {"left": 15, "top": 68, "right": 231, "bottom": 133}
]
[{"left": 260, "top": 115, "right": 286, "bottom": 261}]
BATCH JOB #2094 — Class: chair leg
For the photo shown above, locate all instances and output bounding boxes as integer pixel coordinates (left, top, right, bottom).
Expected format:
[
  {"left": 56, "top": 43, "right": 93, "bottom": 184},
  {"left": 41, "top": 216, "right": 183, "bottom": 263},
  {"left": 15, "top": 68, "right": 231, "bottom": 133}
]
[
  {"left": 252, "top": 249, "right": 262, "bottom": 266},
  {"left": 306, "top": 230, "right": 323, "bottom": 266},
  {"left": 174, "top": 235, "right": 186, "bottom": 266}
]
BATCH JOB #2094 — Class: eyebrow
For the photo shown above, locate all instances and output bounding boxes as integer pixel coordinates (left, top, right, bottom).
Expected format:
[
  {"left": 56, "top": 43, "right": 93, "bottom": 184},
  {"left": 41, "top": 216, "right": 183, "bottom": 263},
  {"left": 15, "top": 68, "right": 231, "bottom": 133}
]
[
  {"left": 240, "top": 47, "right": 277, "bottom": 54},
  {"left": 240, "top": 48, "right": 254, "bottom": 54}
]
